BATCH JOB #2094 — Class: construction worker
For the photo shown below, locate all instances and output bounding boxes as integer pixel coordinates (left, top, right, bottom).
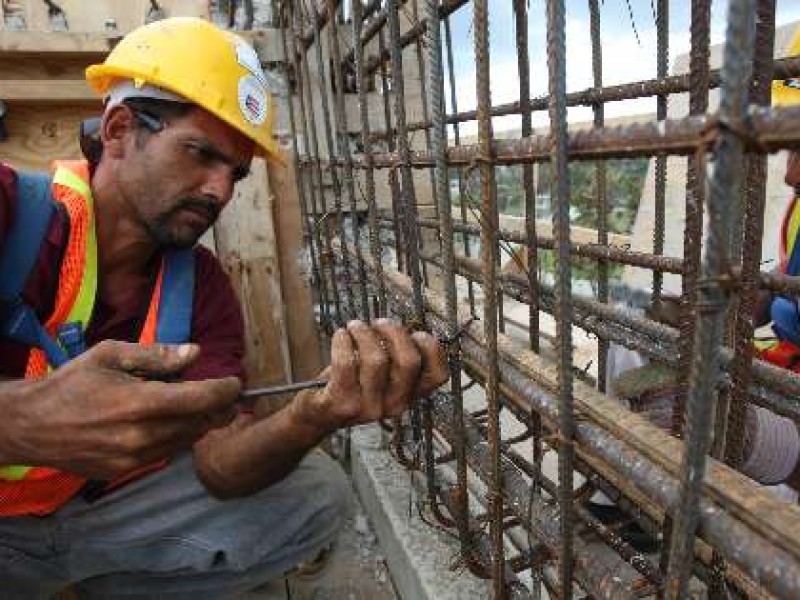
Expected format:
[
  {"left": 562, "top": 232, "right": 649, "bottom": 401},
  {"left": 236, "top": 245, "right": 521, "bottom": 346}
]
[{"left": 0, "top": 17, "right": 447, "bottom": 599}]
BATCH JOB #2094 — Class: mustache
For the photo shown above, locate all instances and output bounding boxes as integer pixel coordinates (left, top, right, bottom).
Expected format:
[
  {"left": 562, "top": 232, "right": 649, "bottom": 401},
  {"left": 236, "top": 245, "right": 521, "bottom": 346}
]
[{"left": 172, "top": 197, "right": 221, "bottom": 223}]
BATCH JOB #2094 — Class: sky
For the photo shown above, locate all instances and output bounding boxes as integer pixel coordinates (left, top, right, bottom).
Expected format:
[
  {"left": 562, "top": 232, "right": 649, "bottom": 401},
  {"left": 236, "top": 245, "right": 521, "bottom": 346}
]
[{"left": 441, "top": 0, "right": 800, "bottom": 135}]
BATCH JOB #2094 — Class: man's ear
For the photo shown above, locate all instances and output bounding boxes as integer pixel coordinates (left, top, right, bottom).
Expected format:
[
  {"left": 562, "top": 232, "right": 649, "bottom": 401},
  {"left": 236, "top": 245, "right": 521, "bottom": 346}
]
[{"left": 99, "top": 105, "right": 137, "bottom": 159}]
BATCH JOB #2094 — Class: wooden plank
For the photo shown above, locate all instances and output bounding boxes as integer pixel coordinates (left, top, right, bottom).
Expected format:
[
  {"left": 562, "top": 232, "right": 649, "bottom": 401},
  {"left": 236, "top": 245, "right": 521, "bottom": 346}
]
[
  {"left": 0, "top": 80, "right": 97, "bottom": 102},
  {"left": 0, "top": 55, "right": 96, "bottom": 80},
  {"left": 0, "top": 30, "right": 118, "bottom": 55},
  {"left": 213, "top": 159, "right": 292, "bottom": 389},
  {"left": 268, "top": 156, "right": 323, "bottom": 383},
  {"left": 0, "top": 103, "right": 97, "bottom": 171}
]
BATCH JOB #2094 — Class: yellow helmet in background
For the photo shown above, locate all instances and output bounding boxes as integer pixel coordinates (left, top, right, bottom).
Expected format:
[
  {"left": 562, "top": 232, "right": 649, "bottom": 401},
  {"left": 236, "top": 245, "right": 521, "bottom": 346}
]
[
  {"left": 774, "top": 27, "right": 800, "bottom": 107},
  {"left": 86, "top": 17, "right": 281, "bottom": 159}
]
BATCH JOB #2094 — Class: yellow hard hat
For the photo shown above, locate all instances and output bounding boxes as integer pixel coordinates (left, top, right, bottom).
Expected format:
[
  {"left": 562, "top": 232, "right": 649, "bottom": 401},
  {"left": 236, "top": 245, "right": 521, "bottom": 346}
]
[
  {"left": 86, "top": 17, "right": 280, "bottom": 159},
  {"left": 773, "top": 27, "right": 800, "bottom": 107}
]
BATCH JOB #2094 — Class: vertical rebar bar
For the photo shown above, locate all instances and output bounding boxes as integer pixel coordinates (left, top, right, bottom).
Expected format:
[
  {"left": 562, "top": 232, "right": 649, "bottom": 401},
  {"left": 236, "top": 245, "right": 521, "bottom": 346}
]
[
  {"left": 385, "top": 0, "right": 426, "bottom": 325},
  {"left": 675, "top": 0, "right": 711, "bottom": 434},
  {"left": 545, "top": 0, "right": 576, "bottom": 596},
  {"left": 325, "top": 0, "right": 370, "bottom": 320},
  {"left": 514, "top": 0, "right": 540, "bottom": 356},
  {"left": 377, "top": 27, "right": 406, "bottom": 275},
  {"left": 652, "top": 0, "right": 669, "bottom": 313},
  {"left": 472, "top": 0, "right": 506, "bottom": 595},
  {"left": 352, "top": 0, "right": 387, "bottom": 315},
  {"left": 444, "top": 14, "right": 477, "bottom": 314},
  {"left": 513, "top": 1, "right": 543, "bottom": 596},
  {"left": 723, "top": 0, "right": 775, "bottom": 471},
  {"left": 664, "top": 1, "right": 757, "bottom": 597},
  {"left": 588, "top": 0, "right": 608, "bottom": 393},
  {"left": 423, "top": 0, "right": 473, "bottom": 570},
  {"left": 295, "top": 1, "right": 342, "bottom": 328},
  {"left": 386, "top": 0, "right": 428, "bottom": 478},
  {"left": 309, "top": 0, "right": 355, "bottom": 321},
  {"left": 279, "top": 3, "right": 326, "bottom": 331}
]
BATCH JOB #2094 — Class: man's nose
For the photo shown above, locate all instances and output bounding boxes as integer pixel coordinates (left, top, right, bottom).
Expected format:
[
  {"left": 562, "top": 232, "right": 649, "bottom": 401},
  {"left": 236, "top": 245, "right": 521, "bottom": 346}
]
[{"left": 199, "top": 167, "right": 234, "bottom": 208}]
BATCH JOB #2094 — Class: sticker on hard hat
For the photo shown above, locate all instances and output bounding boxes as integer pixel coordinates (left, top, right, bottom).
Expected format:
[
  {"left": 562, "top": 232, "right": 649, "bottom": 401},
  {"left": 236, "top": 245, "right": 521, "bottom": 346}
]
[
  {"left": 235, "top": 39, "right": 267, "bottom": 86},
  {"left": 785, "top": 78, "right": 800, "bottom": 90},
  {"left": 238, "top": 75, "right": 268, "bottom": 125}
]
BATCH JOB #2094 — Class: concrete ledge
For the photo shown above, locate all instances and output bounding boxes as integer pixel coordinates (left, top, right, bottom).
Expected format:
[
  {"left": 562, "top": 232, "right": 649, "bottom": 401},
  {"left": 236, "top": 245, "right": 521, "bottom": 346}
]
[{"left": 350, "top": 425, "right": 492, "bottom": 600}]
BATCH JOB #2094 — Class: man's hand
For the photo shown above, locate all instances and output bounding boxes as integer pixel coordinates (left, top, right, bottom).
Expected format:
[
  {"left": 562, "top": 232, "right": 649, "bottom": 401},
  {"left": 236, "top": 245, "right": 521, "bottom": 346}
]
[
  {"left": 0, "top": 340, "right": 240, "bottom": 479},
  {"left": 290, "top": 319, "right": 448, "bottom": 436}
]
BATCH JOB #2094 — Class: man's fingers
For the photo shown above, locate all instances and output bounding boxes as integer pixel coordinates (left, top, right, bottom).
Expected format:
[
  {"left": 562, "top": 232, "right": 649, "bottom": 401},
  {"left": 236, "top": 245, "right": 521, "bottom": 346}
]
[
  {"left": 136, "top": 376, "right": 241, "bottom": 418},
  {"left": 347, "top": 320, "right": 389, "bottom": 410},
  {"left": 374, "top": 319, "right": 421, "bottom": 414},
  {"left": 329, "top": 327, "right": 359, "bottom": 394},
  {"left": 411, "top": 331, "right": 449, "bottom": 395},
  {"left": 87, "top": 340, "right": 200, "bottom": 378}
]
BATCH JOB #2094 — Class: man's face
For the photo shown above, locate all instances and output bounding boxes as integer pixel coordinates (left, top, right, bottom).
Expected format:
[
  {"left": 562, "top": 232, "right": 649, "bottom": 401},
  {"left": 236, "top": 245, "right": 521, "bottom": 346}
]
[
  {"left": 786, "top": 151, "right": 800, "bottom": 193},
  {"left": 115, "top": 105, "right": 254, "bottom": 249}
]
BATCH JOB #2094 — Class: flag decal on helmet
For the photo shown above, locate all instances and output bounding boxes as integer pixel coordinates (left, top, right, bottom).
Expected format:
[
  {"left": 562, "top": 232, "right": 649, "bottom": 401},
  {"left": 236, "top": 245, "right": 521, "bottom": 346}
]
[{"left": 238, "top": 75, "right": 268, "bottom": 126}]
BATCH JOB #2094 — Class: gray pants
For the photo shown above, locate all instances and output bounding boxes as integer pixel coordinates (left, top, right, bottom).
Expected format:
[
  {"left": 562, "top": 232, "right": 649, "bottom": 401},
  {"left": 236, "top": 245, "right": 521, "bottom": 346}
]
[{"left": 0, "top": 450, "right": 350, "bottom": 600}]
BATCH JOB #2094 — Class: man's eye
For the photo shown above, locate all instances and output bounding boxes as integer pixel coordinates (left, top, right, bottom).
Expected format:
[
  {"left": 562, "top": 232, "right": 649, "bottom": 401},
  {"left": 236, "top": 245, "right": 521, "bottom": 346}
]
[{"left": 186, "top": 144, "right": 216, "bottom": 164}]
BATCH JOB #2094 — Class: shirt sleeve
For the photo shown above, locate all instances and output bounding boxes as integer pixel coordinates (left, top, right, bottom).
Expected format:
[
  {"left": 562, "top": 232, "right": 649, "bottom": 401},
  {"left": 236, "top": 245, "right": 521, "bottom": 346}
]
[
  {"left": 181, "top": 245, "right": 247, "bottom": 384},
  {"left": 0, "top": 162, "right": 18, "bottom": 249}
]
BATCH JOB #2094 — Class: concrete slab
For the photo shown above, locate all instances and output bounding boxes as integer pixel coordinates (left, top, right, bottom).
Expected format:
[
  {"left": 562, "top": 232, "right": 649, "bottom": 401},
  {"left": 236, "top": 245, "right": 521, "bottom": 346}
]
[{"left": 350, "top": 424, "right": 493, "bottom": 600}]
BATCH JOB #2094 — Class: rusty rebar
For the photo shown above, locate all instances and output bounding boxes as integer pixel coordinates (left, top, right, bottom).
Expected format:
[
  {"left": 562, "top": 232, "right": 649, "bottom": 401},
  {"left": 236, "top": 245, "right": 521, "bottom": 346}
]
[
  {"left": 472, "top": 0, "right": 506, "bottom": 593},
  {"left": 665, "top": 1, "right": 757, "bottom": 596}
]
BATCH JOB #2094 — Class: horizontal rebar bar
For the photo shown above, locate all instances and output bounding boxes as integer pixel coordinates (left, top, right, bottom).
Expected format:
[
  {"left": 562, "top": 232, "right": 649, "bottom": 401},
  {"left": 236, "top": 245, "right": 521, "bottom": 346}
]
[{"left": 302, "top": 104, "right": 800, "bottom": 168}]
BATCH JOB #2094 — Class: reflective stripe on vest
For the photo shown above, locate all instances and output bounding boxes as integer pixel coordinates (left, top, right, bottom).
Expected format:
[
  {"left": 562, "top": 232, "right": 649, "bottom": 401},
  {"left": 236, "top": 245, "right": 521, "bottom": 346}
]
[
  {"left": 780, "top": 195, "right": 800, "bottom": 275},
  {"left": 0, "top": 161, "right": 193, "bottom": 516}
]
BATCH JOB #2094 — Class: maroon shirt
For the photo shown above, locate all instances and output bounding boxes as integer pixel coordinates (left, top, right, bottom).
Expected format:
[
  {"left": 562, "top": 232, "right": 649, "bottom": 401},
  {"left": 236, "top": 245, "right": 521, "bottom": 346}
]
[{"left": 0, "top": 162, "right": 245, "bottom": 383}]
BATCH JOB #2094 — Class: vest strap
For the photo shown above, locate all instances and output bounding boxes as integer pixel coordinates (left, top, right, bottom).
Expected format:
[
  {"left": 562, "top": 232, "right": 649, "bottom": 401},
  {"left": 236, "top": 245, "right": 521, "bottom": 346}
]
[
  {"left": 0, "top": 173, "right": 54, "bottom": 304},
  {"left": 156, "top": 249, "right": 195, "bottom": 344}
]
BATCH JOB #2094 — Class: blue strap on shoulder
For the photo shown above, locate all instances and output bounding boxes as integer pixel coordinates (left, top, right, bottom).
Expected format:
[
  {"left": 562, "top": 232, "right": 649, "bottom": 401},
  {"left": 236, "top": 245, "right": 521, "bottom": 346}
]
[
  {"left": 0, "top": 172, "right": 55, "bottom": 300},
  {"left": 155, "top": 249, "right": 195, "bottom": 344},
  {"left": 0, "top": 173, "right": 69, "bottom": 368}
]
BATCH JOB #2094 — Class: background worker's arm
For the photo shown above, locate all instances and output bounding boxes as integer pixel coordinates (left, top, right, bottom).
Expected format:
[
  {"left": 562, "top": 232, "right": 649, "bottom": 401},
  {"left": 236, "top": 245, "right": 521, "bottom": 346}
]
[
  {"left": 0, "top": 341, "right": 239, "bottom": 479},
  {"left": 192, "top": 319, "right": 449, "bottom": 499}
]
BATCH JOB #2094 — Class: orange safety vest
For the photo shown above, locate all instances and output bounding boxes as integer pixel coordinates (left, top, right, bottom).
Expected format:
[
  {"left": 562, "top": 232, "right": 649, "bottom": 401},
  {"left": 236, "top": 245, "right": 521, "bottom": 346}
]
[
  {"left": 756, "top": 195, "right": 800, "bottom": 371},
  {"left": 0, "top": 160, "right": 187, "bottom": 516}
]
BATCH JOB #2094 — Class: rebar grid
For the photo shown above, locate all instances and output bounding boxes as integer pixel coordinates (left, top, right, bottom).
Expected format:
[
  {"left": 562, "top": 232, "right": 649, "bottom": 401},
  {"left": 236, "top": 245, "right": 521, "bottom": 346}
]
[{"left": 281, "top": 1, "right": 800, "bottom": 598}]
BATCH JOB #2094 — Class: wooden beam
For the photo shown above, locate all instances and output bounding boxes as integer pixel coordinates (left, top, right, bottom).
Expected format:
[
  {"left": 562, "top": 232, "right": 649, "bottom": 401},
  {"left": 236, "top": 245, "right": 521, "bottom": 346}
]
[
  {"left": 0, "top": 80, "right": 98, "bottom": 103},
  {"left": 0, "top": 31, "right": 118, "bottom": 55},
  {"left": 268, "top": 156, "right": 323, "bottom": 383},
  {"left": 0, "top": 103, "right": 97, "bottom": 171},
  {"left": 213, "top": 160, "right": 293, "bottom": 390}
]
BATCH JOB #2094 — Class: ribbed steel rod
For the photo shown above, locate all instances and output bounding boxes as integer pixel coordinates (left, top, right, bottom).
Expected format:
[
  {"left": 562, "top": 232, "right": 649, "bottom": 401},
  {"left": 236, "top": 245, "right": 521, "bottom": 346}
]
[
  {"left": 422, "top": 0, "right": 472, "bottom": 570},
  {"left": 472, "top": 0, "right": 506, "bottom": 593},
  {"left": 367, "top": 55, "right": 800, "bottom": 138},
  {"left": 308, "top": 104, "right": 800, "bottom": 167},
  {"left": 666, "top": 0, "right": 757, "bottom": 596},
  {"left": 351, "top": 0, "right": 386, "bottom": 315},
  {"left": 325, "top": 0, "right": 369, "bottom": 320},
  {"left": 293, "top": 2, "right": 342, "bottom": 327},
  {"left": 278, "top": 3, "right": 326, "bottom": 330},
  {"left": 308, "top": 0, "right": 355, "bottom": 322},
  {"left": 545, "top": 0, "right": 577, "bottom": 594}
]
